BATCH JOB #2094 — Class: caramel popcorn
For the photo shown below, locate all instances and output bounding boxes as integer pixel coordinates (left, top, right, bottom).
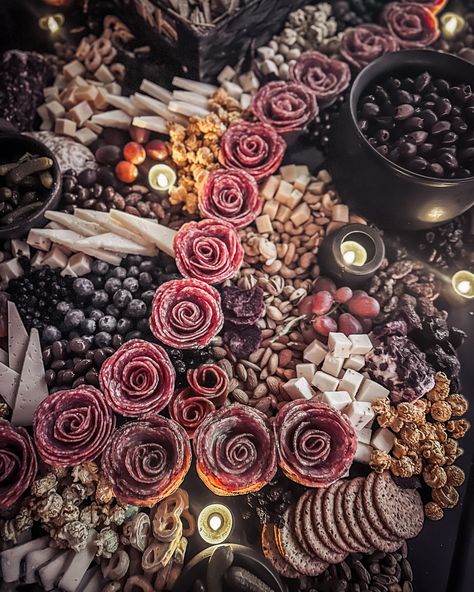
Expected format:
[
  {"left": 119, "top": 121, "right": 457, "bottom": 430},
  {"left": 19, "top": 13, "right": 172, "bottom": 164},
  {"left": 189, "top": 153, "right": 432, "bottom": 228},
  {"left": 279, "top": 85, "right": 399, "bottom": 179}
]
[
  {"left": 399, "top": 426, "right": 421, "bottom": 447},
  {"left": 31, "top": 473, "right": 58, "bottom": 498},
  {"left": 391, "top": 456, "right": 416, "bottom": 478},
  {"left": 421, "top": 440, "right": 446, "bottom": 465},
  {"left": 445, "top": 465, "right": 465, "bottom": 487},
  {"left": 447, "top": 394, "right": 469, "bottom": 416},
  {"left": 423, "top": 465, "right": 447, "bottom": 488},
  {"left": 369, "top": 450, "right": 392, "bottom": 473},
  {"left": 432, "top": 485, "right": 459, "bottom": 509},
  {"left": 392, "top": 438, "right": 409, "bottom": 459},
  {"left": 446, "top": 418, "right": 470, "bottom": 439},
  {"left": 424, "top": 501, "right": 444, "bottom": 521},
  {"left": 426, "top": 372, "right": 450, "bottom": 401},
  {"left": 430, "top": 401, "right": 452, "bottom": 422}
]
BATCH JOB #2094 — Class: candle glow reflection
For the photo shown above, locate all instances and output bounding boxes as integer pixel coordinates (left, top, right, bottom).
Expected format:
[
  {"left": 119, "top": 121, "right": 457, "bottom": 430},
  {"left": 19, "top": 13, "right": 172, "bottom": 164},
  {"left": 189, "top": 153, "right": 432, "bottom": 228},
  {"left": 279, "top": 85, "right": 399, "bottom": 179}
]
[
  {"left": 341, "top": 240, "right": 368, "bottom": 267},
  {"left": 198, "top": 504, "right": 233, "bottom": 544}
]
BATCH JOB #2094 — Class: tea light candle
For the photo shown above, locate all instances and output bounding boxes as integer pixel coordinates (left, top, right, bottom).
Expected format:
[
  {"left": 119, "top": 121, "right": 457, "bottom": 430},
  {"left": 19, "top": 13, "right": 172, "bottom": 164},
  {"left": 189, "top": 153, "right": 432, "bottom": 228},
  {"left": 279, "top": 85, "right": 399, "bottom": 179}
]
[
  {"left": 441, "top": 12, "right": 465, "bottom": 40},
  {"left": 198, "top": 504, "right": 233, "bottom": 545},
  {"left": 452, "top": 270, "right": 474, "bottom": 299},
  {"left": 38, "top": 13, "right": 64, "bottom": 34},
  {"left": 148, "top": 163, "right": 176, "bottom": 194},
  {"left": 319, "top": 224, "right": 385, "bottom": 286}
]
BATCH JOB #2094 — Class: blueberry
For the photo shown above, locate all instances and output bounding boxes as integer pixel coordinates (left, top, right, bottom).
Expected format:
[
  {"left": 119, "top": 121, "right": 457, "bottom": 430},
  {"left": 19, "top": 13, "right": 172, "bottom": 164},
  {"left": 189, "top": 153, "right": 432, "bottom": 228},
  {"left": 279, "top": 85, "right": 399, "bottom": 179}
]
[
  {"left": 139, "top": 260, "right": 154, "bottom": 272},
  {"left": 92, "top": 260, "right": 110, "bottom": 276},
  {"left": 125, "top": 330, "right": 142, "bottom": 340},
  {"left": 138, "top": 272, "right": 153, "bottom": 288},
  {"left": 106, "top": 304, "right": 120, "bottom": 317},
  {"left": 112, "top": 266, "right": 127, "bottom": 279},
  {"left": 88, "top": 308, "right": 104, "bottom": 321},
  {"left": 127, "top": 255, "right": 143, "bottom": 266},
  {"left": 91, "top": 290, "right": 109, "bottom": 308},
  {"left": 127, "top": 265, "right": 140, "bottom": 277},
  {"left": 80, "top": 318, "right": 97, "bottom": 335},
  {"left": 42, "top": 325, "right": 62, "bottom": 344},
  {"left": 56, "top": 301, "right": 71, "bottom": 315},
  {"left": 126, "top": 299, "right": 147, "bottom": 318},
  {"left": 113, "top": 288, "right": 133, "bottom": 309},
  {"left": 64, "top": 309, "right": 85, "bottom": 329},
  {"left": 104, "top": 277, "right": 122, "bottom": 294},
  {"left": 123, "top": 277, "right": 139, "bottom": 293},
  {"left": 141, "top": 290, "right": 155, "bottom": 304},
  {"left": 99, "top": 315, "right": 117, "bottom": 333},
  {"left": 95, "top": 331, "right": 112, "bottom": 347},
  {"left": 73, "top": 278, "right": 95, "bottom": 298},
  {"left": 137, "top": 318, "right": 150, "bottom": 333},
  {"left": 117, "top": 318, "right": 132, "bottom": 335}
]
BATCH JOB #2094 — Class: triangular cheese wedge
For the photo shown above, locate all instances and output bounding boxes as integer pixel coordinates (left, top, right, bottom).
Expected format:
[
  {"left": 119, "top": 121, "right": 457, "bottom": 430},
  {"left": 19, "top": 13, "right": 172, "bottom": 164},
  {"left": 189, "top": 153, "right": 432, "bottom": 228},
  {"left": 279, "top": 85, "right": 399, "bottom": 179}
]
[
  {"left": 8, "top": 302, "right": 29, "bottom": 373},
  {"left": 0, "top": 348, "right": 7, "bottom": 365},
  {"left": 109, "top": 210, "right": 176, "bottom": 257},
  {"left": 0, "top": 362, "right": 20, "bottom": 408},
  {"left": 76, "top": 233, "right": 157, "bottom": 256},
  {"left": 73, "top": 209, "right": 155, "bottom": 247}
]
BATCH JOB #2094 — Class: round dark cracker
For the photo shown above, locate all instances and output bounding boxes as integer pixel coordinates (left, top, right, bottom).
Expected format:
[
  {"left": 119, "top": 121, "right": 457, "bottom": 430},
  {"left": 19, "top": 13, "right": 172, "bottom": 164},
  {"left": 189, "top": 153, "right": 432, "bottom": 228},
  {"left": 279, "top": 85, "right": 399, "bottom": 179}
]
[
  {"left": 304, "top": 489, "right": 347, "bottom": 564},
  {"left": 342, "top": 477, "right": 374, "bottom": 553},
  {"left": 261, "top": 524, "right": 299, "bottom": 579},
  {"left": 280, "top": 507, "right": 328, "bottom": 576},
  {"left": 373, "top": 471, "right": 424, "bottom": 540},
  {"left": 355, "top": 488, "right": 402, "bottom": 553},
  {"left": 363, "top": 472, "right": 400, "bottom": 542},
  {"left": 334, "top": 479, "right": 367, "bottom": 553},
  {"left": 294, "top": 490, "right": 315, "bottom": 557},
  {"left": 322, "top": 481, "right": 351, "bottom": 554}
]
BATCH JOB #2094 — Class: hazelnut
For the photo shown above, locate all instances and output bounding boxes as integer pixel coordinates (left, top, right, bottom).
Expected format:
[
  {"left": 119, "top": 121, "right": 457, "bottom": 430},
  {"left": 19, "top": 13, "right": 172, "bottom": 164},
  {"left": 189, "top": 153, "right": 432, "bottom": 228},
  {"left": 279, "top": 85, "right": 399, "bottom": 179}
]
[
  {"left": 432, "top": 485, "right": 459, "bottom": 509},
  {"left": 425, "top": 501, "right": 444, "bottom": 521},
  {"left": 445, "top": 465, "right": 465, "bottom": 487},
  {"left": 430, "top": 401, "right": 452, "bottom": 422},
  {"left": 447, "top": 394, "right": 469, "bottom": 417}
]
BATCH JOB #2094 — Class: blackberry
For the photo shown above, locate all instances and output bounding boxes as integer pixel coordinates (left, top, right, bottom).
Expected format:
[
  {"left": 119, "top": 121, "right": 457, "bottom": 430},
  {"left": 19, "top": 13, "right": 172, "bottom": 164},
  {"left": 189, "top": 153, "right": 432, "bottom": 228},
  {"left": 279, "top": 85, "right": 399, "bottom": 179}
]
[
  {"left": 333, "top": 0, "right": 389, "bottom": 30},
  {"left": 306, "top": 92, "right": 347, "bottom": 155}
]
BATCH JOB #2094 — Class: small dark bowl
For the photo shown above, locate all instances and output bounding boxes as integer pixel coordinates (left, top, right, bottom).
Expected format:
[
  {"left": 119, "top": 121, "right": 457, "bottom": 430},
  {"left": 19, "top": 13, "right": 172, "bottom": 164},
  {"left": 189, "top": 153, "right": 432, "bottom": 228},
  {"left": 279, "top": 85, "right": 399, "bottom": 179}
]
[
  {"left": 328, "top": 50, "right": 474, "bottom": 231},
  {"left": 0, "top": 133, "right": 62, "bottom": 239}
]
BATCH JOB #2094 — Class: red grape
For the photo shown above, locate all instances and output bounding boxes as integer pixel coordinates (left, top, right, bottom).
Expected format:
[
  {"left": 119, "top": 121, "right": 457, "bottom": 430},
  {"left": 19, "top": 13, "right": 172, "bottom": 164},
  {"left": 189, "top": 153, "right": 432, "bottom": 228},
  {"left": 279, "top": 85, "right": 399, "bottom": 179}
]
[
  {"left": 347, "top": 294, "right": 380, "bottom": 319},
  {"left": 335, "top": 286, "right": 353, "bottom": 304},
  {"left": 313, "top": 277, "right": 337, "bottom": 295},
  {"left": 338, "top": 313, "right": 363, "bottom": 336},
  {"left": 313, "top": 315, "right": 338, "bottom": 336},
  {"left": 298, "top": 295, "right": 314, "bottom": 318},
  {"left": 312, "top": 291, "right": 334, "bottom": 315}
]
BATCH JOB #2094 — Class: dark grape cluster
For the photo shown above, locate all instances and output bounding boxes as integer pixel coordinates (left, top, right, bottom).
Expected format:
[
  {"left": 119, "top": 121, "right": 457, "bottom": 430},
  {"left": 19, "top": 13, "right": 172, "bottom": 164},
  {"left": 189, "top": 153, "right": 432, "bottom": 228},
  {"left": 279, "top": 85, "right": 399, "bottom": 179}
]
[{"left": 332, "top": 0, "right": 389, "bottom": 29}]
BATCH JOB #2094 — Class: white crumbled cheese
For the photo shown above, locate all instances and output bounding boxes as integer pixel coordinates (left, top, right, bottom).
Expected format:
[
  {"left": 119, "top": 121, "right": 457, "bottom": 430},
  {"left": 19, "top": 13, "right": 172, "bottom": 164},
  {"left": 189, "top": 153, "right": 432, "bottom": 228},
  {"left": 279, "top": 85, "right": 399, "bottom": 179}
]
[
  {"left": 343, "top": 354, "right": 365, "bottom": 372},
  {"left": 296, "top": 363, "right": 316, "bottom": 383},
  {"left": 283, "top": 377, "right": 314, "bottom": 400},
  {"left": 322, "top": 353, "right": 344, "bottom": 377},
  {"left": 303, "top": 339, "right": 327, "bottom": 366},
  {"left": 354, "top": 442, "right": 373, "bottom": 464},
  {"left": 338, "top": 369, "right": 364, "bottom": 398},
  {"left": 356, "top": 378, "right": 390, "bottom": 403},
  {"left": 312, "top": 371, "right": 339, "bottom": 392},
  {"left": 349, "top": 334, "right": 373, "bottom": 355},
  {"left": 345, "top": 401, "right": 375, "bottom": 431},
  {"left": 321, "top": 390, "right": 351, "bottom": 411},
  {"left": 371, "top": 427, "right": 396, "bottom": 453},
  {"left": 358, "top": 427, "right": 372, "bottom": 445},
  {"left": 328, "top": 332, "right": 352, "bottom": 358}
]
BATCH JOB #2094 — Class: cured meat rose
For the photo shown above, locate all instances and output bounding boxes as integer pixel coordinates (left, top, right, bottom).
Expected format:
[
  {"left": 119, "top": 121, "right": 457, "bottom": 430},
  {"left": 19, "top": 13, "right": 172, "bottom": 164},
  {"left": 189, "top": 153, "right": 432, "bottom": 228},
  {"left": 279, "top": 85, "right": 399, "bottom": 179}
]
[
  {"left": 187, "top": 364, "right": 229, "bottom": 405},
  {"left": 169, "top": 388, "right": 215, "bottom": 438},
  {"left": 99, "top": 339, "right": 175, "bottom": 417},
  {"left": 34, "top": 386, "right": 115, "bottom": 467},
  {"left": 194, "top": 405, "right": 277, "bottom": 495},
  {"left": 150, "top": 278, "right": 224, "bottom": 349},
  {"left": 252, "top": 81, "right": 318, "bottom": 134},
  {"left": 401, "top": 0, "right": 447, "bottom": 14},
  {"left": 289, "top": 52, "right": 351, "bottom": 107},
  {"left": 198, "top": 168, "right": 262, "bottom": 228},
  {"left": 174, "top": 219, "right": 244, "bottom": 285},
  {"left": 102, "top": 414, "right": 191, "bottom": 506},
  {"left": 0, "top": 419, "right": 37, "bottom": 509},
  {"left": 274, "top": 400, "right": 356, "bottom": 487},
  {"left": 384, "top": 2, "right": 439, "bottom": 48},
  {"left": 340, "top": 25, "right": 399, "bottom": 71},
  {"left": 219, "top": 121, "right": 286, "bottom": 181}
]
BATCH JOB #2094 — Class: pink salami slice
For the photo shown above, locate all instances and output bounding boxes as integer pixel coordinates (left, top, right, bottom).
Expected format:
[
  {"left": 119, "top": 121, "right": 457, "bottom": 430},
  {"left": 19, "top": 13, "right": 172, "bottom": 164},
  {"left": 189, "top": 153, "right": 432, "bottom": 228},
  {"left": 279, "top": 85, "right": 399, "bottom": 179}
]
[
  {"left": 187, "top": 363, "right": 229, "bottom": 405},
  {"left": 34, "top": 386, "right": 115, "bottom": 467},
  {"left": 99, "top": 339, "right": 175, "bottom": 418},
  {"left": 174, "top": 219, "right": 244, "bottom": 285},
  {"left": 0, "top": 419, "right": 38, "bottom": 509},
  {"left": 383, "top": 2, "right": 440, "bottom": 48},
  {"left": 150, "top": 278, "right": 224, "bottom": 349},
  {"left": 340, "top": 25, "right": 399, "bottom": 71},
  {"left": 169, "top": 387, "right": 215, "bottom": 438}
]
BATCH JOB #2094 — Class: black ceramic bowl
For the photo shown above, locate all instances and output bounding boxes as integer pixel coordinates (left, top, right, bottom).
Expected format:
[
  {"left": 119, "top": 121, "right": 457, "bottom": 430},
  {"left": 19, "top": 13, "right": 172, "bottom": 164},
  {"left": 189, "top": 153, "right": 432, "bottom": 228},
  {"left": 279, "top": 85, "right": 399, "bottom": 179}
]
[
  {"left": 0, "top": 133, "right": 61, "bottom": 239},
  {"left": 328, "top": 50, "right": 474, "bottom": 231}
]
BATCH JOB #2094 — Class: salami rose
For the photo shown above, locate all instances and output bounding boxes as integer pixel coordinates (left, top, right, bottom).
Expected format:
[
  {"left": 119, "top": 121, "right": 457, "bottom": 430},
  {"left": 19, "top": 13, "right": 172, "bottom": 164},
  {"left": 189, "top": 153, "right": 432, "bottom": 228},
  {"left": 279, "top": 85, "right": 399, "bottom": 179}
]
[
  {"left": 340, "top": 25, "right": 400, "bottom": 71},
  {"left": 99, "top": 339, "right": 175, "bottom": 417},
  {"left": 150, "top": 279, "right": 224, "bottom": 349},
  {"left": 194, "top": 405, "right": 277, "bottom": 495},
  {"left": 34, "top": 386, "right": 115, "bottom": 467},
  {"left": 384, "top": 2, "right": 439, "bottom": 48},
  {"left": 251, "top": 81, "right": 318, "bottom": 134},
  {"left": 289, "top": 52, "right": 351, "bottom": 107},
  {"left": 274, "top": 400, "right": 356, "bottom": 488},
  {"left": 198, "top": 168, "right": 262, "bottom": 228},
  {"left": 401, "top": 0, "right": 447, "bottom": 14},
  {"left": 174, "top": 219, "right": 244, "bottom": 285},
  {"left": 169, "top": 388, "right": 215, "bottom": 438},
  {"left": 0, "top": 420, "right": 37, "bottom": 509},
  {"left": 187, "top": 364, "right": 229, "bottom": 405},
  {"left": 102, "top": 415, "right": 191, "bottom": 506},
  {"left": 219, "top": 121, "right": 286, "bottom": 181}
]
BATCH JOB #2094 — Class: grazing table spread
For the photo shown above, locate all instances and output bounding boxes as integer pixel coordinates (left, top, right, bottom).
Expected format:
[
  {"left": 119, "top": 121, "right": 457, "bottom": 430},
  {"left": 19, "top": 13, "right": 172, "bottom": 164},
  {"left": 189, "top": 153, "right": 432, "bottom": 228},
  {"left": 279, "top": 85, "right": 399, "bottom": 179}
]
[{"left": 0, "top": 1, "right": 474, "bottom": 592}]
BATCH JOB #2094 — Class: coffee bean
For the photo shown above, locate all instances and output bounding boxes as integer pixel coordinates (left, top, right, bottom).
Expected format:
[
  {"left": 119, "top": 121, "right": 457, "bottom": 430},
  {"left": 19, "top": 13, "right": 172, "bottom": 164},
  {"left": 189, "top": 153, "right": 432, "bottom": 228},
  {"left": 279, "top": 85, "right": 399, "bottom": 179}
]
[
  {"left": 434, "top": 97, "right": 452, "bottom": 118},
  {"left": 353, "top": 562, "right": 370, "bottom": 585},
  {"left": 43, "top": 346, "right": 52, "bottom": 366},
  {"left": 415, "top": 72, "right": 431, "bottom": 93},
  {"left": 441, "top": 132, "right": 458, "bottom": 145},
  {"left": 361, "top": 103, "right": 381, "bottom": 118},
  {"left": 399, "top": 142, "right": 417, "bottom": 159},
  {"left": 376, "top": 145, "right": 389, "bottom": 156},
  {"left": 400, "top": 560, "right": 412, "bottom": 582},
  {"left": 72, "top": 377, "right": 87, "bottom": 388},
  {"left": 57, "top": 369, "right": 75, "bottom": 385},
  {"left": 438, "top": 152, "right": 458, "bottom": 170},
  {"left": 93, "top": 349, "right": 108, "bottom": 367},
  {"left": 403, "top": 117, "right": 424, "bottom": 132},
  {"left": 82, "top": 198, "right": 98, "bottom": 209},
  {"left": 395, "top": 90, "right": 413, "bottom": 104},
  {"left": 420, "top": 109, "right": 437, "bottom": 128},
  {"left": 459, "top": 147, "right": 474, "bottom": 163},
  {"left": 406, "top": 131, "right": 429, "bottom": 145},
  {"left": 429, "top": 163, "right": 444, "bottom": 177}
]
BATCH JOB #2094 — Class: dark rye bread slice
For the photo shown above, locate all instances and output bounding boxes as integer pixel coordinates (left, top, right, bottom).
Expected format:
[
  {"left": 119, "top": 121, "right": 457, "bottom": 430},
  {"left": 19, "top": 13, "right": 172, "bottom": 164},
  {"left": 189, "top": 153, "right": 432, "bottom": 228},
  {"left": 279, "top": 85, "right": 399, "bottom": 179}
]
[
  {"left": 373, "top": 471, "right": 424, "bottom": 540},
  {"left": 363, "top": 472, "right": 401, "bottom": 542},
  {"left": 279, "top": 507, "right": 328, "bottom": 576},
  {"left": 322, "top": 481, "right": 351, "bottom": 554},
  {"left": 294, "top": 490, "right": 315, "bottom": 557},
  {"left": 304, "top": 489, "right": 347, "bottom": 564},
  {"left": 342, "top": 477, "right": 374, "bottom": 553},
  {"left": 355, "top": 488, "right": 402, "bottom": 553},
  {"left": 334, "top": 480, "right": 368, "bottom": 553},
  {"left": 261, "top": 524, "right": 299, "bottom": 579}
]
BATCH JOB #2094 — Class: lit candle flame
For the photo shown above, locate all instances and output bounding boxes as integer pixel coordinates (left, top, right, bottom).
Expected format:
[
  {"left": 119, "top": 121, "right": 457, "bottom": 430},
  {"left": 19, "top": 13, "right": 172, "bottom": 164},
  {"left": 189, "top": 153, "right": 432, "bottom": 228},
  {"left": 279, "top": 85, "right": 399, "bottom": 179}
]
[
  {"left": 343, "top": 250, "right": 356, "bottom": 265},
  {"left": 47, "top": 16, "right": 59, "bottom": 34},
  {"left": 452, "top": 270, "right": 474, "bottom": 299},
  {"left": 441, "top": 12, "right": 465, "bottom": 40},
  {"left": 157, "top": 173, "right": 168, "bottom": 188},
  {"left": 198, "top": 504, "right": 232, "bottom": 544},
  {"left": 209, "top": 513, "right": 223, "bottom": 531},
  {"left": 341, "top": 240, "right": 368, "bottom": 267}
]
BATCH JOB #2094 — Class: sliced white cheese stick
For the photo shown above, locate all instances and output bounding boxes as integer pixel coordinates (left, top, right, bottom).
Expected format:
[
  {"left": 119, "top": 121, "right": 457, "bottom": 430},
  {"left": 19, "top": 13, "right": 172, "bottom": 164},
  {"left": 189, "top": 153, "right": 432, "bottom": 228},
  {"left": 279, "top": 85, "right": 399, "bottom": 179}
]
[
  {"left": 0, "top": 536, "right": 50, "bottom": 583},
  {"left": 73, "top": 209, "right": 155, "bottom": 247},
  {"left": 131, "top": 93, "right": 187, "bottom": 123},
  {"left": 25, "top": 547, "right": 59, "bottom": 584},
  {"left": 132, "top": 115, "right": 168, "bottom": 134},
  {"left": 140, "top": 78, "right": 172, "bottom": 104},
  {"left": 58, "top": 530, "right": 97, "bottom": 592},
  {"left": 0, "top": 347, "right": 7, "bottom": 365},
  {"left": 168, "top": 101, "right": 209, "bottom": 118},
  {"left": 0, "top": 362, "right": 20, "bottom": 408},
  {"left": 109, "top": 210, "right": 176, "bottom": 257},
  {"left": 45, "top": 211, "right": 105, "bottom": 237},
  {"left": 91, "top": 109, "right": 131, "bottom": 130},
  {"left": 172, "top": 90, "right": 210, "bottom": 109},
  {"left": 172, "top": 76, "right": 217, "bottom": 96},
  {"left": 104, "top": 94, "right": 139, "bottom": 116},
  {"left": 76, "top": 233, "right": 157, "bottom": 256}
]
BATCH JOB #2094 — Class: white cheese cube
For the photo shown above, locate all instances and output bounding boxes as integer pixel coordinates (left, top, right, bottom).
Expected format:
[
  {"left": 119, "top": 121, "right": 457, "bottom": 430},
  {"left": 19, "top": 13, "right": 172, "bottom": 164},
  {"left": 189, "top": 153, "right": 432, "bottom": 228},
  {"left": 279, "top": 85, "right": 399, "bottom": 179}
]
[
  {"left": 371, "top": 428, "right": 395, "bottom": 453},
  {"left": 218, "top": 65, "right": 236, "bottom": 84},
  {"left": 338, "top": 369, "right": 364, "bottom": 397},
  {"left": 322, "top": 353, "right": 344, "bottom": 377},
  {"left": 349, "top": 334, "right": 373, "bottom": 355},
  {"left": 358, "top": 427, "right": 372, "bottom": 445},
  {"left": 283, "top": 377, "right": 314, "bottom": 400},
  {"left": 345, "top": 401, "right": 375, "bottom": 431},
  {"left": 343, "top": 354, "right": 365, "bottom": 371},
  {"left": 68, "top": 253, "right": 92, "bottom": 276},
  {"left": 303, "top": 339, "right": 327, "bottom": 365},
  {"left": 0, "top": 258, "right": 24, "bottom": 283},
  {"left": 356, "top": 378, "right": 390, "bottom": 403},
  {"left": 312, "top": 371, "right": 339, "bottom": 392},
  {"left": 280, "top": 164, "right": 298, "bottom": 183},
  {"left": 11, "top": 240, "right": 30, "bottom": 259},
  {"left": 321, "top": 390, "right": 351, "bottom": 411},
  {"left": 328, "top": 332, "right": 352, "bottom": 358},
  {"left": 354, "top": 442, "right": 373, "bottom": 464},
  {"left": 261, "top": 176, "right": 280, "bottom": 200},
  {"left": 42, "top": 246, "right": 68, "bottom": 270},
  {"left": 296, "top": 363, "right": 316, "bottom": 383}
]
